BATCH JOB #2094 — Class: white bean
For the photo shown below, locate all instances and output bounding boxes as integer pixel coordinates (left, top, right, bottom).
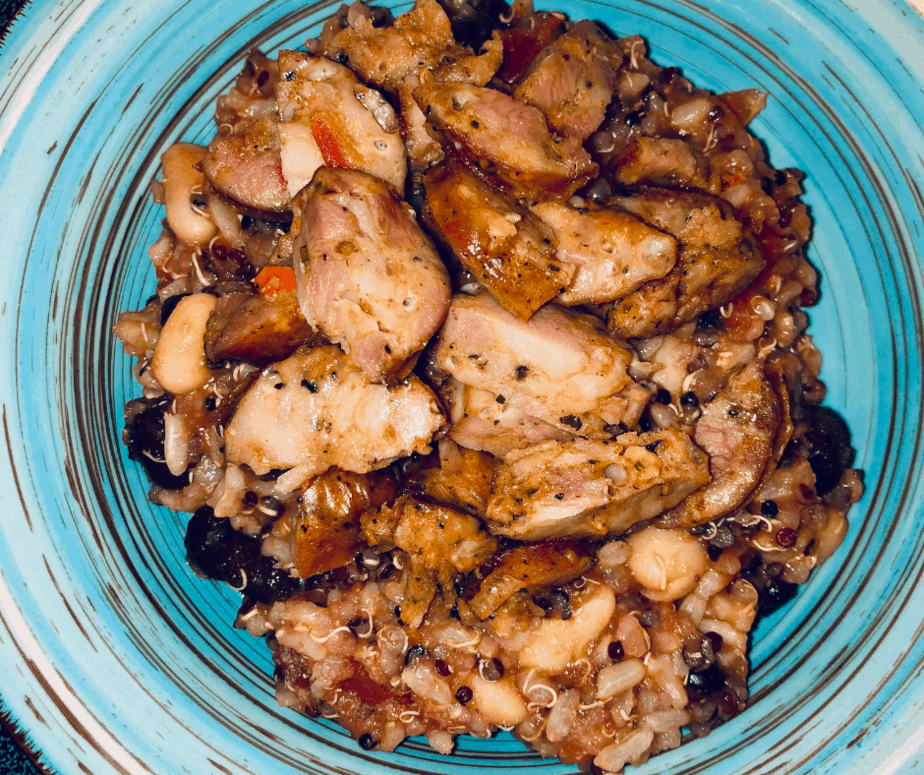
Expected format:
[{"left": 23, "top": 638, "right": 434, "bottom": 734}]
[
  {"left": 161, "top": 143, "right": 217, "bottom": 245},
  {"left": 626, "top": 527, "right": 708, "bottom": 602},
  {"left": 518, "top": 584, "right": 616, "bottom": 672},
  {"left": 151, "top": 293, "right": 216, "bottom": 394},
  {"left": 468, "top": 674, "right": 528, "bottom": 726}
]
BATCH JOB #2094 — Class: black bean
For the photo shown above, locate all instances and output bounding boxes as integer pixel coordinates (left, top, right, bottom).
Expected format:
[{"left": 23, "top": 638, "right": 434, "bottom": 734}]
[
  {"left": 624, "top": 108, "right": 645, "bottom": 126},
  {"left": 160, "top": 293, "right": 191, "bottom": 325},
  {"left": 405, "top": 644, "right": 428, "bottom": 666},
  {"left": 656, "top": 388, "right": 671, "bottom": 405},
  {"left": 760, "top": 499, "right": 779, "bottom": 517},
  {"left": 696, "top": 309, "right": 724, "bottom": 331},
  {"left": 243, "top": 490, "right": 258, "bottom": 507},
  {"left": 456, "top": 686, "right": 473, "bottom": 705},
  {"left": 185, "top": 506, "right": 308, "bottom": 603},
  {"left": 608, "top": 640, "right": 624, "bottom": 661},
  {"left": 358, "top": 733, "right": 377, "bottom": 750},
  {"left": 686, "top": 663, "right": 726, "bottom": 699},
  {"left": 801, "top": 406, "right": 855, "bottom": 495},
  {"left": 123, "top": 397, "right": 188, "bottom": 490},
  {"left": 184, "top": 506, "right": 233, "bottom": 580},
  {"left": 583, "top": 178, "right": 612, "bottom": 202},
  {"left": 707, "top": 544, "right": 724, "bottom": 561},
  {"left": 680, "top": 391, "right": 699, "bottom": 409},
  {"left": 757, "top": 580, "right": 798, "bottom": 617}
]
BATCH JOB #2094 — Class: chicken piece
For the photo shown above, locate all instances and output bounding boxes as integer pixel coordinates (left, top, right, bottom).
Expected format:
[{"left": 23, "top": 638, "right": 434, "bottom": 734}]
[
  {"left": 275, "top": 50, "right": 406, "bottom": 195},
  {"left": 360, "top": 494, "right": 497, "bottom": 627},
  {"left": 202, "top": 116, "right": 288, "bottom": 213},
  {"left": 447, "top": 379, "right": 575, "bottom": 456},
  {"left": 414, "top": 77, "right": 597, "bottom": 199},
  {"left": 445, "top": 376, "right": 652, "bottom": 456},
  {"left": 658, "top": 361, "right": 781, "bottom": 527},
  {"left": 513, "top": 21, "right": 619, "bottom": 142},
  {"left": 486, "top": 429, "right": 711, "bottom": 541},
  {"left": 225, "top": 345, "right": 444, "bottom": 476},
  {"left": 432, "top": 293, "right": 637, "bottom": 437},
  {"left": 425, "top": 161, "right": 574, "bottom": 320},
  {"left": 465, "top": 540, "right": 594, "bottom": 620},
  {"left": 291, "top": 168, "right": 451, "bottom": 380},
  {"left": 409, "top": 438, "right": 496, "bottom": 518},
  {"left": 319, "top": 0, "right": 457, "bottom": 93},
  {"left": 396, "top": 34, "right": 505, "bottom": 171},
  {"left": 612, "top": 137, "right": 711, "bottom": 189},
  {"left": 205, "top": 289, "right": 320, "bottom": 367},
  {"left": 606, "top": 187, "right": 765, "bottom": 338},
  {"left": 531, "top": 201, "right": 677, "bottom": 305},
  {"left": 397, "top": 74, "right": 446, "bottom": 170},
  {"left": 293, "top": 468, "right": 398, "bottom": 578},
  {"left": 433, "top": 32, "right": 504, "bottom": 85}
]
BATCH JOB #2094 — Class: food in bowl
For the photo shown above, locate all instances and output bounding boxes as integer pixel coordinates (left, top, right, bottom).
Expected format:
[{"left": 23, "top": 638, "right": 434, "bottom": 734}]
[{"left": 114, "top": 0, "right": 863, "bottom": 770}]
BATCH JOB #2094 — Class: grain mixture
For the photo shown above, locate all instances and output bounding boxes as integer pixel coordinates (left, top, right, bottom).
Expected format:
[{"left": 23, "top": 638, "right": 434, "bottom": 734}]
[{"left": 115, "top": 0, "right": 863, "bottom": 771}]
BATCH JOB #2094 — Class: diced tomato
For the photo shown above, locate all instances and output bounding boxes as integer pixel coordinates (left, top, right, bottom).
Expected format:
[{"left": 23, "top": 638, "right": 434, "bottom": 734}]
[
  {"left": 254, "top": 266, "right": 296, "bottom": 298},
  {"left": 310, "top": 114, "right": 350, "bottom": 169}
]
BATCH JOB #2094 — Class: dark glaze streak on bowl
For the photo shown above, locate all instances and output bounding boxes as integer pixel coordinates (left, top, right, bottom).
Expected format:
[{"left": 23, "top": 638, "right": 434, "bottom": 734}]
[
  {"left": 2, "top": 409, "right": 33, "bottom": 532},
  {"left": 41, "top": 558, "right": 97, "bottom": 652}
]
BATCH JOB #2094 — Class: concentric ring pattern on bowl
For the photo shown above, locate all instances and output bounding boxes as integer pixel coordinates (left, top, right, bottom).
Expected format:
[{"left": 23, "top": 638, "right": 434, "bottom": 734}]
[{"left": 0, "top": 0, "right": 923, "bottom": 773}]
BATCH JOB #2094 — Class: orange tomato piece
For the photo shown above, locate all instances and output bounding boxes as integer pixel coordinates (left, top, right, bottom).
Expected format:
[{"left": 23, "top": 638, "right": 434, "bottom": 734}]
[{"left": 254, "top": 266, "right": 297, "bottom": 298}]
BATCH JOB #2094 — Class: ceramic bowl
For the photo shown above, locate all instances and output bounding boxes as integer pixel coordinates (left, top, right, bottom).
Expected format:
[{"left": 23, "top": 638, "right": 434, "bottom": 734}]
[{"left": 1, "top": 0, "right": 923, "bottom": 773}]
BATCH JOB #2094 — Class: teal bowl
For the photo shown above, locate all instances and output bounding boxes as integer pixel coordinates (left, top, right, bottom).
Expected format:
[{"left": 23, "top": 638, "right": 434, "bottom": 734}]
[{"left": 0, "top": 0, "right": 922, "bottom": 773}]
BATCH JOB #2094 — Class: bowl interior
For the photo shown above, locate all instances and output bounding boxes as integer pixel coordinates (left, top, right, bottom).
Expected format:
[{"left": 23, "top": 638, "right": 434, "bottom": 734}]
[{"left": 1, "top": 0, "right": 923, "bottom": 773}]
